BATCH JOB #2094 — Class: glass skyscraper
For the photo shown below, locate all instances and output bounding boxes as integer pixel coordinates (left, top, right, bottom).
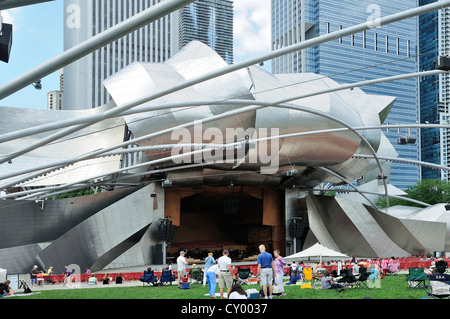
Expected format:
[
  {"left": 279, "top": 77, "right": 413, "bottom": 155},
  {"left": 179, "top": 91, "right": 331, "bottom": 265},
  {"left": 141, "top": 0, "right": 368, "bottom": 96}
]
[
  {"left": 63, "top": 0, "right": 179, "bottom": 110},
  {"left": 178, "top": 0, "right": 234, "bottom": 64},
  {"left": 419, "top": 0, "right": 450, "bottom": 181},
  {"left": 272, "top": 0, "right": 420, "bottom": 189},
  {"left": 63, "top": 0, "right": 234, "bottom": 110}
]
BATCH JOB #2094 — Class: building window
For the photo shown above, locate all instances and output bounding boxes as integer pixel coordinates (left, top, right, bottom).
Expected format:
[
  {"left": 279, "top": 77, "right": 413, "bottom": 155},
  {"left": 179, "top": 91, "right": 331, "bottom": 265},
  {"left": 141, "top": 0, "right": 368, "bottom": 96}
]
[
  {"left": 375, "top": 32, "right": 378, "bottom": 51},
  {"left": 363, "top": 31, "right": 366, "bottom": 49},
  {"left": 407, "top": 39, "right": 411, "bottom": 57}
]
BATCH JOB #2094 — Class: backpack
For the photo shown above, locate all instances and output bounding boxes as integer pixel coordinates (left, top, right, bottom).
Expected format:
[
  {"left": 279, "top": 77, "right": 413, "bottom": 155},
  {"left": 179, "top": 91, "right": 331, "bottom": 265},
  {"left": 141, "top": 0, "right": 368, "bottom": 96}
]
[{"left": 181, "top": 282, "right": 190, "bottom": 289}]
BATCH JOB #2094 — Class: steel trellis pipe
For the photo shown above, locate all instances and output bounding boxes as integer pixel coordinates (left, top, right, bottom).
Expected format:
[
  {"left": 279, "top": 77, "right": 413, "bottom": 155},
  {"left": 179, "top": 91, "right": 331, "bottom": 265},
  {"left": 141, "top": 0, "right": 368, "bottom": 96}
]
[
  {"left": 1, "top": 1, "right": 449, "bottom": 164},
  {"left": 0, "top": 68, "right": 445, "bottom": 187}
]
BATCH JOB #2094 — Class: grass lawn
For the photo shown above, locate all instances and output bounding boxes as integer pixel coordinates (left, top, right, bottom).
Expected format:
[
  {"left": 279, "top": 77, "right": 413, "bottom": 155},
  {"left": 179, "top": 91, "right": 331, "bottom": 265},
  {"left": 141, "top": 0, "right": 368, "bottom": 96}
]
[{"left": 6, "top": 274, "right": 428, "bottom": 300}]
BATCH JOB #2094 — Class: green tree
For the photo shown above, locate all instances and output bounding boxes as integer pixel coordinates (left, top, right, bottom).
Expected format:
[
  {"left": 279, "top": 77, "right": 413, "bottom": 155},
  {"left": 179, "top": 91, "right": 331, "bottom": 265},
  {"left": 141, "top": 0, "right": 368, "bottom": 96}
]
[{"left": 377, "top": 179, "right": 450, "bottom": 209}]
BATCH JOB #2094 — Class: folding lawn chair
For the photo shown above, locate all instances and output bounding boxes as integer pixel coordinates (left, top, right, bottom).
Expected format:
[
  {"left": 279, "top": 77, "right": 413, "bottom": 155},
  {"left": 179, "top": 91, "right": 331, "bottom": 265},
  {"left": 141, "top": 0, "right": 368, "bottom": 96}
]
[
  {"left": 303, "top": 267, "right": 313, "bottom": 284},
  {"left": 160, "top": 270, "right": 176, "bottom": 286},
  {"left": 312, "top": 268, "right": 326, "bottom": 288},
  {"left": 426, "top": 273, "right": 450, "bottom": 299},
  {"left": 354, "top": 268, "right": 371, "bottom": 288},
  {"left": 189, "top": 267, "right": 203, "bottom": 284},
  {"left": 237, "top": 267, "right": 251, "bottom": 284},
  {"left": 140, "top": 270, "right": 158, "bottom": 286},
  {"left": 406, "top": 267, "right": 428, "bottom": 289},
  {"left": 337, "top": 268, "right": 357, "bottom": 288}
]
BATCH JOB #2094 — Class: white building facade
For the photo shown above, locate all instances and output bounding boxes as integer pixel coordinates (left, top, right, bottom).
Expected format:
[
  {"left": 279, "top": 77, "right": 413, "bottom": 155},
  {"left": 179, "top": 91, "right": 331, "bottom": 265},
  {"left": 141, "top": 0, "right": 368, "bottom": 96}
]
[{"left": 63, "top": 0, "right": 179, "bottom": 110}]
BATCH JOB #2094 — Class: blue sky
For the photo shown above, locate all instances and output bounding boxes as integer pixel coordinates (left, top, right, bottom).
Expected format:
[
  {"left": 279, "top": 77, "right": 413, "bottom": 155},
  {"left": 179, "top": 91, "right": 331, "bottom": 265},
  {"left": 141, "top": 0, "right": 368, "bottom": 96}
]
[
  {"left": 0, "top": 0, "right": 271, "bottom": 110},
  {"left": 0, "top": 1, "right": 64, "bottom": 109}
]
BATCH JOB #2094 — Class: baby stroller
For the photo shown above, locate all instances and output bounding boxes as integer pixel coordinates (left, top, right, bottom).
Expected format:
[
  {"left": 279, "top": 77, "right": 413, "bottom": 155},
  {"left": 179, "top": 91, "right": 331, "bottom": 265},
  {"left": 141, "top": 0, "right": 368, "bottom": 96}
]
[{"left": 19, "top": 280, "right": 32, "bottom": 293}]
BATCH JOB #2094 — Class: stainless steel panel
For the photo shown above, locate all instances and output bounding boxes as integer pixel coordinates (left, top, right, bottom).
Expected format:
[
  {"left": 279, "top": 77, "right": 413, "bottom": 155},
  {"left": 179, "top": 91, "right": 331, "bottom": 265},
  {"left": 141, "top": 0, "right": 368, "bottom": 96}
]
[{"left": 37, "top": 184, "right": 164, "bottom": 273}]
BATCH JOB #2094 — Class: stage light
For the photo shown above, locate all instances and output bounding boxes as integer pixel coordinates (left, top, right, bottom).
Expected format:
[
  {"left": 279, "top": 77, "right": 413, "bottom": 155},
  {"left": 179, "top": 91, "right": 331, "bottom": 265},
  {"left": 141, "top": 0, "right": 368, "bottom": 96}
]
[
  {"left": 0, "top": 12, "right": 12, "bottom": 63},
  {"left": 436, "top": 55, "right": 450, "bottom": 71}
]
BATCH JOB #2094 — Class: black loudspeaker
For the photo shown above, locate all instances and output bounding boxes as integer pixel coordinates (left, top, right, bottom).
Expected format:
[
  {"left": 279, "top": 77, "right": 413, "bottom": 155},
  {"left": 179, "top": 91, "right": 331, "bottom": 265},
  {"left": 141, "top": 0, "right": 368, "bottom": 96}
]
[
  {"left": 288, "top": 219, "right": 305, "bottom": 238},
  {"left": 153, "top": 244, "right": 163, "bottom": 264},
  {"left": 223, "top": 199, "right": 240, "bottom": 215},
  {"left": 158, "top": 223, "right": 176, "bottom": 241},
  {"left": 0, "top": 23, "right": 13, "bottom": 63},
  {"left": 436, "top": 56, "right": 450, "bottom": 71}
]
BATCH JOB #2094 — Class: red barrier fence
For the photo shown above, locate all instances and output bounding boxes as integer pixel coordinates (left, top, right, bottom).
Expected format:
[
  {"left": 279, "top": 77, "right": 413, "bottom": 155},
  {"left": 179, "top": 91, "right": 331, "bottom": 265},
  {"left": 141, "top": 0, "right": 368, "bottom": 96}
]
[
  {"left": 42, "top": 257, "right": 449, "bottom": 284},
  {"left": 43, "top": 264, "right": 286, "bottom": 284}
]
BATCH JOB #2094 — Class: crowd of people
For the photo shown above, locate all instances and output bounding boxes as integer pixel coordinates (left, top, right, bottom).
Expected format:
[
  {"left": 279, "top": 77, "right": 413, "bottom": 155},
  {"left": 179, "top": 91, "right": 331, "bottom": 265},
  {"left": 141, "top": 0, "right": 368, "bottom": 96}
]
[
  {"left": 170, "top": 247, "right": 259, "bottom": 262},
  {"left": 175, "top": 244, "right": 286, "bottom": 299},
  {"left": 1, "top": 252, "right": 446, "bottom": 299}
]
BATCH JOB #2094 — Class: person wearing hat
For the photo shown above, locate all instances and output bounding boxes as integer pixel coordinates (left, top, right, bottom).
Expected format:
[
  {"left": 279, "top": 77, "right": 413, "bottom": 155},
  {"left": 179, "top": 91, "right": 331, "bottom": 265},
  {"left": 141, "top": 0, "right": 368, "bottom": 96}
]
[
  {"left": 177, "top": 251, "right": 188, "bottom": 288},
  {"left": 30, "top": 265, "right": 39, "bottom": 287}
]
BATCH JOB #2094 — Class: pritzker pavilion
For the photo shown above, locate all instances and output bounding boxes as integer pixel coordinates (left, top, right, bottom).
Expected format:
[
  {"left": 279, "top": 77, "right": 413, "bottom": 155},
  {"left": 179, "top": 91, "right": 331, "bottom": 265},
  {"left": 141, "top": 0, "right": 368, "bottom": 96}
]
[{"left": 1, "top": 0, "right": 450, "bottom": 274}]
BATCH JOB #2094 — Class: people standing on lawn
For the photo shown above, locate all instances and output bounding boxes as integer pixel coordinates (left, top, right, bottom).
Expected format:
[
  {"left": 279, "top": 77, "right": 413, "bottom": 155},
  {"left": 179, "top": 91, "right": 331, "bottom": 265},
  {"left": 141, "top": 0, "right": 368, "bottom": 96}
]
[
  {"left": 256, "top": 244, "right": 276, "bottom": 299},
  {"left": 30, "top": 265, "right": 39, "bottom": 287},
  {"left": 202, "top": 252, "right": 216, "bottom": 287},
  {"left": 205, "top": 263, "right": 220, "bottom": 298},
  {"left": 62, "top": 265, "right": 72, "bottom": 286},
  {"left": 273, "top": 249, "right": 286, "bottom": 296},
  {"left": 217, "top": 249, "right": 235, "bottom": 299},
  {"left": 177, "top": 250, "right": 188, "bottom": 289}
]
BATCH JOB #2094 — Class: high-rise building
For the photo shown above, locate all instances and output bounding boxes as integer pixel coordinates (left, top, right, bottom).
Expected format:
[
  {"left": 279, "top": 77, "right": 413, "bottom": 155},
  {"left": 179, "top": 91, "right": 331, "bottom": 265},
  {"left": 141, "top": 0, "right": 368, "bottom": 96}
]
[
  {"left": 47, "top": 91, "right": 63, "bottom": 111},
  {"left": 271, "top": 0, "right": 420, "bottom": 189},
  {"left": 63, "top": 0, "right": 179, "bottom": 110},
  {"left": 63, "top": 0, "right": 234, "bottom": 110},
  {"left": 419, "top": 0, "right": 450, "bottom": 181},
  {"left": 178, "top": 0, "right": 234, "bottom": 64},
  {"left": 46, "top": 69, "right": 64, "bottom": 110}
]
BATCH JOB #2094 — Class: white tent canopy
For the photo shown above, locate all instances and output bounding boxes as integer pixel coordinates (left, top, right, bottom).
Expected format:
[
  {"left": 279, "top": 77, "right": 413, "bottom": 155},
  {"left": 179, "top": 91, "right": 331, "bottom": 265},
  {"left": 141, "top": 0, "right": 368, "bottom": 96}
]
[
  {"left": 0, "top": 268, "right": 6, "bottom": 282},
  {"left": 284, "top": 243, "right": 351, "bottom": 263}
]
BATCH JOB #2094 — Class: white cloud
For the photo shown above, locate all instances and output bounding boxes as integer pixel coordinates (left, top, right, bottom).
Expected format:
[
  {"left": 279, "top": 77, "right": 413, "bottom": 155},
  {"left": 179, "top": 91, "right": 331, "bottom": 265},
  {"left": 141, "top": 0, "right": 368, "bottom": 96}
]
[
  {"left": 1, "top": 8, "right": 21, "bottom": 30},
  {"left": 1, "top": 10, "right": 14, "bottom": 24},
  {"left": 233, "top": 0, "right": 271, "bottom": 60}
]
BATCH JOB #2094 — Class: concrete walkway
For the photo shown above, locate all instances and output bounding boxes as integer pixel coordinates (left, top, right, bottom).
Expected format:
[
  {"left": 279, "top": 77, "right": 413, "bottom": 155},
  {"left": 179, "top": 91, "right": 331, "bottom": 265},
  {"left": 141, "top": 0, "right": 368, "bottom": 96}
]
[{"left": 16, "top": 262, "right": 258, "bottom": 292}]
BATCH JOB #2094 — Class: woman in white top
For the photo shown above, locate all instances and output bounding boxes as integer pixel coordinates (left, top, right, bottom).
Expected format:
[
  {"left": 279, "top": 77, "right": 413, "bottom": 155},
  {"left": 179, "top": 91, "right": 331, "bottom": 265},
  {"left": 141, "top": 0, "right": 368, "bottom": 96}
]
[{"left": 228, "top": 282, "right": 247, "bottom": 299}]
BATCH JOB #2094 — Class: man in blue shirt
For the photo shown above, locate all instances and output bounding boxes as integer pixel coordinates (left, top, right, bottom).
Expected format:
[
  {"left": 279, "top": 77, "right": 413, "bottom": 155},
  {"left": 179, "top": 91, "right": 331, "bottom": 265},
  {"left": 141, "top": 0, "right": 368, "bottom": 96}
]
[{"left": 257, "top": 244, "right": 276, "bottom": 299}]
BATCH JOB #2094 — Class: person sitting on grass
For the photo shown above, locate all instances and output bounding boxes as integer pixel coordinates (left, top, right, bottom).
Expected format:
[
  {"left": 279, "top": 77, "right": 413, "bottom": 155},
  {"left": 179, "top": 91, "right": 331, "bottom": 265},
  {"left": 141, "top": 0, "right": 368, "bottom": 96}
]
[
  {"left": 88, "top": 274, "right": 98, "bottom": 285},
  {"left": 228, "top": 281, "right": 247, "bottom": 299},
  {"left": 102, "top": 273, "right": 111, "bottom": 285},
  {"left": 0, "top": 280, "right": 14, "bottom": 297},
  {"left": 321, "top": 270, "right": 344, "bottom": 291},
  {"left": 284, "top": 270, "right": 302, "bottom": 285},
  {"left": 115, "top": 273, "right": 124, "bottom": 284}
]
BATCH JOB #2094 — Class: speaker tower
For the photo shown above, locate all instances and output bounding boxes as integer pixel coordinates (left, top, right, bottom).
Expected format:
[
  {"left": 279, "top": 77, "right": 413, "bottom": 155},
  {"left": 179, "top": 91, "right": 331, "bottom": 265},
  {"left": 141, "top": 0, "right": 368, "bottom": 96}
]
[{"left": 0, "top": 23, "right": 13, "bottom": 63}]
